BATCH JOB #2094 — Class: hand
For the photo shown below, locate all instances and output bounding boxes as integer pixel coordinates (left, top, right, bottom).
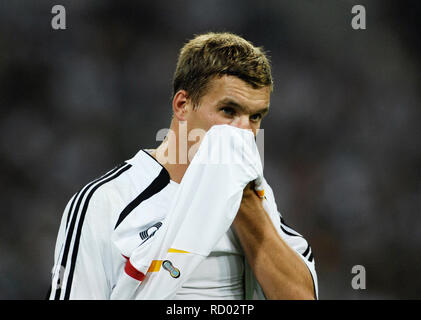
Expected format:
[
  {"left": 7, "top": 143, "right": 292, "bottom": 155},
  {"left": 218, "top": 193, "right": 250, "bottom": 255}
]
[
  {"left": 238, "top": 181, "right": 263, "bottom": 211},
  {"left": 233, "top": 181, "right": 265, "bottom": 232}
]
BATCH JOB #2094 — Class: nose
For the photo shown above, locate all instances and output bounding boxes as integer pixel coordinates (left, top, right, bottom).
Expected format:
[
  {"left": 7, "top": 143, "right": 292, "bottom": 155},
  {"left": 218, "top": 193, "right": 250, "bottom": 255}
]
[{"left": 231, "top": 115, "right": 251, "bottom": 130}]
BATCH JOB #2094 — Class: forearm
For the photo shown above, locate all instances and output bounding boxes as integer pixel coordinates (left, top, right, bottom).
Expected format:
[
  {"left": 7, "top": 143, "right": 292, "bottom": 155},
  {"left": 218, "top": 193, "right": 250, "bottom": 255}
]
[{"left": 233, "top": 196, "right": 315, "bottom": 300}]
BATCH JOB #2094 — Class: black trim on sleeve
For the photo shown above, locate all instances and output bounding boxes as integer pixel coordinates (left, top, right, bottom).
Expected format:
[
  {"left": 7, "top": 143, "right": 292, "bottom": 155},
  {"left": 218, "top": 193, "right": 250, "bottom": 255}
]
[
  {"left": 64, "top": 163, "right": 132, "bottom": 300},
  {"left": 65, "top": 192, "right": 79, "bottom": 230},
  {"left": 280, "top": 217, "right": 314, "bottom": 263},
  {"left": 52, "top": 162, "right": 131, "bottom": 300},
  {"left": 303, "top": 245, "right": 310, "bottom": 257},
  {"left": 308, "top": 252, "right": 314, "bottom": 262}
]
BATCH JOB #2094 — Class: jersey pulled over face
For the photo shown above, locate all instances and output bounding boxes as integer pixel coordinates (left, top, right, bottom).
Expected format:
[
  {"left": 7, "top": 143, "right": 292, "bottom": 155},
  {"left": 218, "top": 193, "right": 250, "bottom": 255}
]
[{"left": 184, "top": 75, "right": 271, "bottom": 137}]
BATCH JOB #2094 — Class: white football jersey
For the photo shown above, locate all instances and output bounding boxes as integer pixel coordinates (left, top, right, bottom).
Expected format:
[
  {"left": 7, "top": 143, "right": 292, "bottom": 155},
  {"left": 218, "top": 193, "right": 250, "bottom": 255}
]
[{"left": 48, "top": 149, "right": 318, "bottom": 299}]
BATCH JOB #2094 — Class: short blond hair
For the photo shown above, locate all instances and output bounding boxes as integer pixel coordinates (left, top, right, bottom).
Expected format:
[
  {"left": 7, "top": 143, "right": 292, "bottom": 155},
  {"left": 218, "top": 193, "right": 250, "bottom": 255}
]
[{"left": 172, "top": 32, "right": 273, "bottom": 108}]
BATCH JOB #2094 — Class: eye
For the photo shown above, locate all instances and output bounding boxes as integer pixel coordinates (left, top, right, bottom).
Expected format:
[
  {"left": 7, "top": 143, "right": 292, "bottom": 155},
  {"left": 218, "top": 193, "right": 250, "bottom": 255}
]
[
  {"left": 250, "top": 113, "right": 262, "bottom": 122},
  {"left": 220, "top": 107, "right": 236, "bottom": 117}
]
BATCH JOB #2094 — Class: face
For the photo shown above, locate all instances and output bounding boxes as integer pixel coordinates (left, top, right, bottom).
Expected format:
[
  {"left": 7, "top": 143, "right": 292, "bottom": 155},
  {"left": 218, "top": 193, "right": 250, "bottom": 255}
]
[{"left": 182, "top": 75, "right": 271, "bottom": 137}]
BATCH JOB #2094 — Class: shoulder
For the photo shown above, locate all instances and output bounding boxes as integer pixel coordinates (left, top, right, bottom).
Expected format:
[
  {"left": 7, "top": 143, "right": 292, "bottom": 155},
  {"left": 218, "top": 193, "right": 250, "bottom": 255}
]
[
  {"left": 63, "top": 162, "right": 134, "bottom": 241},
  {"left": 70, "top": 150, "right": 165, "bottom": 235}
]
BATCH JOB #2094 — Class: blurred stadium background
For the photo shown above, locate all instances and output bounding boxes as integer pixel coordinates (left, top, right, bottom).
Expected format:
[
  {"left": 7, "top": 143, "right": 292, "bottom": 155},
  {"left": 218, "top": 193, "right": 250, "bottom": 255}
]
[{"left": 0, "top": 0, "right": 420, "bottom": 299}]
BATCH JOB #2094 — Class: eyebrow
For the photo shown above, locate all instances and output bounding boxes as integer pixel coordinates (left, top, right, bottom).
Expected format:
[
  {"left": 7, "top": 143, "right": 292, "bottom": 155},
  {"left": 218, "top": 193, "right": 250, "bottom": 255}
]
[{"left": 216, "top": 98, "right": 270, "bottom": 115}]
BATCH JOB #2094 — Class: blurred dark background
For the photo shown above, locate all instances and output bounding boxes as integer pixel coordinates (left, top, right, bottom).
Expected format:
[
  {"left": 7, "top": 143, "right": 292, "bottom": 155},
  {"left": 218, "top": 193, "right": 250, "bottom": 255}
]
[{"left": 0, "top": 0, "right": 420, "bottom": 299}]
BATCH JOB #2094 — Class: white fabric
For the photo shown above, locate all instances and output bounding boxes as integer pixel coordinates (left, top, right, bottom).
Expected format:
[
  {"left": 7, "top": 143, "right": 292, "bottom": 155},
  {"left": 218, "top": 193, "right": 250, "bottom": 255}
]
[
  {"left": 173, "top": 251, "right": 245, "bottom": 299},
  {"left": 111, "top": 124, "right": 263, "bottom": 299}
]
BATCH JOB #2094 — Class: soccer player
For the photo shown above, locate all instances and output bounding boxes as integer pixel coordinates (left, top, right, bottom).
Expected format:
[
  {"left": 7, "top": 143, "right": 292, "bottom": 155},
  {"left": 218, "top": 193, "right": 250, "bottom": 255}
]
[{"left": 48, "top": 32, "right": 318, "bottom": 300}]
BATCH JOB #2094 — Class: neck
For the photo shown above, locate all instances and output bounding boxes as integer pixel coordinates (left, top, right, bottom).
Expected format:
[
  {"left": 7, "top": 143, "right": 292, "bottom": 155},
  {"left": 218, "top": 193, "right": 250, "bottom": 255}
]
[{"left": 150, "top": 119, "right": 191, "bottom": 184}]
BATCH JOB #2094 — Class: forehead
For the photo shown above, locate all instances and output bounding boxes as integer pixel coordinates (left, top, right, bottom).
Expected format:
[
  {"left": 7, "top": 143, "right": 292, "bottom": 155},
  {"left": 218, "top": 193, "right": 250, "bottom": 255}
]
[{"left": 202, "top": 75, "right": 271, "bottom": 109}]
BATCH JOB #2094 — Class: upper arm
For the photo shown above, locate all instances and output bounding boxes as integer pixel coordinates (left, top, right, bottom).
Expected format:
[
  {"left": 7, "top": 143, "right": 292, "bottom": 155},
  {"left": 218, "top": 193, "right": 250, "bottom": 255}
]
[
  {"left": 48, "top": 188, "right": 112, "bottom": 300},
  {"left": 278, "top": 217, "right": 319, "bottom": 299},
  {"left": 262, "top": 179, "right": 319, "bottom": 299}
]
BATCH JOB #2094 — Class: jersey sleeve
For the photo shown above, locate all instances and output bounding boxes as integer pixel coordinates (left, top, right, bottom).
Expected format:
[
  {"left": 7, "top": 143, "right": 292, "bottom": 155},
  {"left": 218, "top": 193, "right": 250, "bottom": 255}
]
[
  {"left": 263, "top": 180, "right": 319, "bottom": 299},
  {"left": 48, "top": 188, "right": 112, "bottom": 300}
]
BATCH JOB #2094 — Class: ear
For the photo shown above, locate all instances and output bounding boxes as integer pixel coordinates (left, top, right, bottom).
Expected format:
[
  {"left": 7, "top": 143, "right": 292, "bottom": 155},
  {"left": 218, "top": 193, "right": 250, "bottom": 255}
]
[{"left": 172, "top": 90, "right": 191, "bottom": 121}]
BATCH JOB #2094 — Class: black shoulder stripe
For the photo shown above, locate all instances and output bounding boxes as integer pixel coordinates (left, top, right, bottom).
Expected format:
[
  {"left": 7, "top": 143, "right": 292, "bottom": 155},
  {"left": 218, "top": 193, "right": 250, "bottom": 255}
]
[
  {"left": 280, "top": 217, "right": 314, "bottom": 263},
  {"left": 53, "top": 162, "right": 131, "bottom": 300},
  {"left": 280, "top": 217, "right": 302, "bottom": 238},
  {"left": 308, "top": 252, "right": 314, "bottom": 262},
  {"left": 114, "top": 168, "right": 170, "bottom": 230},
  {"left": 65, "top": 193, "right": 79, "bottom": 230},
  {"left": 303, "top": 245, "right": 310, "bottom": 257},
  {"left": 301, "top": 244, "right": 314, "bottom": 263},
  {"left": 54, "top": 163, "right": 127, "bottom": 299},
  {"left": 64, "top": 162, "right": 128, "bottom": 230},
  {"left": 280, "top": 217, "right": 292, "bottom": 228},
  {"left": 63, "top": 163, "right": 132, "bottom": 299},
  {"left": 280, "top": 224, "right": 302, "bottom": 237}
]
